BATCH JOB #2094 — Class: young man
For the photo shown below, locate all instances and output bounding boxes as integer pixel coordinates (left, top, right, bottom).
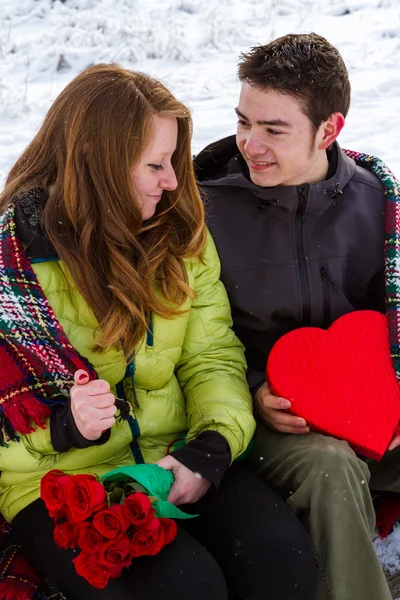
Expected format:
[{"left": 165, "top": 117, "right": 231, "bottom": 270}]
[{"left": 194, "top": 33, "right": 400, "bottom": 600}]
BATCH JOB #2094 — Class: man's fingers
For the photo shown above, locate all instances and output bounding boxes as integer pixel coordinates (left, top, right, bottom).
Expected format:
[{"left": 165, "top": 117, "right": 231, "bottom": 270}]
[
  {"left": 388, "top": 435, "right": 400, "bottom": 451},
  {"left": 273, "top": 411, "right": 307, "bottom": 428},
  {"left": 260, "top": 408, "right": 307, "bottom": 429},
  {"left": 257, "top": 406, "right": 309, "bottom": 434},
  {"left": 261, "top": 394, "right": 291, "bottom": 410},
  {"left": 276, "top": 424, "right": 310, "bottom": 435}
]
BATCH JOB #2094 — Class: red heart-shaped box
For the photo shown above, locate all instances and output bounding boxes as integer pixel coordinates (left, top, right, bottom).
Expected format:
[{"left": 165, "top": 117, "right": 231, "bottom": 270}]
[{"left": 266, "top": 311, "right": 400, "bottom": 460}]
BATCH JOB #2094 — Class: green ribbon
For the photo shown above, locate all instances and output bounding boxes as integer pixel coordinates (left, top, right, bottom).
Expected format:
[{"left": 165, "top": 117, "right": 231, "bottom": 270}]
[{"left": 101, "top": 464, "right": 197, "bottom": 520}]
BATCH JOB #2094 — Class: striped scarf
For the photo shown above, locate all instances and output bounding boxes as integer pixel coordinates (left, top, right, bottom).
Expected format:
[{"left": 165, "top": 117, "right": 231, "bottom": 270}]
[
  {"left": 343, "top": 150, "right": 400, "bottom": 380},
  {"left": 0, "top": 202, "right": 96, "bottom": 442}
]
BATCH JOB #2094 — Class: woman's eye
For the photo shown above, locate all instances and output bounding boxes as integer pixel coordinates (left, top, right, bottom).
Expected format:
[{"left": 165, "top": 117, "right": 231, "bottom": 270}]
[{"left": 149, "top": 164, "right": 163, "bottom": 171}]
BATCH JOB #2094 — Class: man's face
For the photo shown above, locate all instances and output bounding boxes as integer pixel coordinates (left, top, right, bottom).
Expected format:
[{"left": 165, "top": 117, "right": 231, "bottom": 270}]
[{"left": 236, "top": 83, "right": 325, "bottom": 187}]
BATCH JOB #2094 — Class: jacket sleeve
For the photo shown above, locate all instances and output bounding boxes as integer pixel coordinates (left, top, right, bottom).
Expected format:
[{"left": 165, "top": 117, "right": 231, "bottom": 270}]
[
  {"left": 50, "top": 400, "right": 111, "bottom": 452},
  {"left": 3, "top": 400, "right": 111, "bottom": 461},
  {"left": 247, "top": 367, "right": 266, "bottom": 398},
  {"left": 176, "top": 230, "right": 255, "bottom": 462}
]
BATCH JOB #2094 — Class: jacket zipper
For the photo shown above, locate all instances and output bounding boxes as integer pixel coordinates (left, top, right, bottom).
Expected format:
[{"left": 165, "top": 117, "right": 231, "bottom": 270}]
[
  {"left": 114, "top": 316, "right": 153, "bottom": 463},
  {"left": 115, "top": 366, "right": 144, "bottom": 464},
  {"left": 320, "top": 266, "right": 341, "bottom": 328},
  {"left": 296, "top": 185, "right": 311, "bottom": 324},
  {"left": 126, "top": 355, "right": 139, "bottom": 408}
]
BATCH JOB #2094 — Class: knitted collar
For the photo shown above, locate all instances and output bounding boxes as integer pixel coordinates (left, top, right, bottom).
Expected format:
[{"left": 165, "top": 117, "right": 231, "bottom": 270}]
[
  {"left": 0, "top": 153, "right": 399, "bottom": 442},
  {"left": 0, "top": 200, "right": 96, "bottom": 442}
]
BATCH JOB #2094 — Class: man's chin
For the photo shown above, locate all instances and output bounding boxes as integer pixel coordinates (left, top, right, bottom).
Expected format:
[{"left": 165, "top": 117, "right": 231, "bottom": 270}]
[{"left": 249, "top": 172, "right": 279, "bottom": 188}]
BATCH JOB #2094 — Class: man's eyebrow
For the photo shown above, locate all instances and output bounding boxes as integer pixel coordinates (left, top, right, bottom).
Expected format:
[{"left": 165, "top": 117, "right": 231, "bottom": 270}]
[{"left": 234, "top": 107, "right": 292, "bottom": 128}]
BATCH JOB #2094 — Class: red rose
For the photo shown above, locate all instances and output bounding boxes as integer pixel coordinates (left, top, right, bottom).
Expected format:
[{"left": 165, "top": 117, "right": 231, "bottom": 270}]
[
  {"left": 73, "top": 552, "right": 110, "bottom": 589},
  {"left": 92, "top": 505, "right": 129, "bottom": 540},
  {"left": 159, "top": 518, "right": 178, "bottom": 546},
  {"left": 98, "top": 535, "right": 132, "bottom": 576},
  {"left": 122, "top": 492, "right": 154, "bottom": 526},
  {"left": 76, "top": 522, "right": 106, "bottom": 553},
  {"left": 64, "top": 474, "right": 107, "bottom": 524},
  {"left": 53, "top": 522, "right": 78, "bottom": 550},
  {"left": 131, "top": 516, "right": 165, "bottom": 557},
  {"left": 49, "top": 506, "right": 67, "bottom": 521},
  {"left": 40, "top": 470, "right": 71, "bottom": 515}
]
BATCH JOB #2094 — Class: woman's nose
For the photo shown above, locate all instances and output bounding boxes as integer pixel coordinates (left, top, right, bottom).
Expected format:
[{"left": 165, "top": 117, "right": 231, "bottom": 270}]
[{"left": 160, "top": 166, "right": 178, "bottom": 191}]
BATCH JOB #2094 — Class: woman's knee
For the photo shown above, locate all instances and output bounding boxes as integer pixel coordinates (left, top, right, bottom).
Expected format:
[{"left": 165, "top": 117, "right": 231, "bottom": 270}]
[
  {"left": 143, "top": 529, "right": 228, "bottom": 600},
  {"left": 174, "top": 546, "right": 228, "bottom": 600}
]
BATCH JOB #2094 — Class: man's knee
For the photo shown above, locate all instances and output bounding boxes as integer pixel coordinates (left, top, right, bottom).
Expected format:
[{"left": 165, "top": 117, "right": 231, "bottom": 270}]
[
  {"left": 295, "top": 435, "right": 369, "bottom": 480},
  {"left": 252, "top": 428, "right": 371, "bottom": 491}
]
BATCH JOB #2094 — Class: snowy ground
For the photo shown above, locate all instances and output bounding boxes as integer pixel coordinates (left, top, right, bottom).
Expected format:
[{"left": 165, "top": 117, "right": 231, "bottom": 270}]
[{"left": 0, "top": 0, "right": 400, "bottom": 581}]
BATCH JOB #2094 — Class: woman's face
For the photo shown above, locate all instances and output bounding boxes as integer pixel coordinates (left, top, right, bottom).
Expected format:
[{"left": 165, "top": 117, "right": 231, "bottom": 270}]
[{"left": 131, "top": 114, "right": 178, "bottom": 221}]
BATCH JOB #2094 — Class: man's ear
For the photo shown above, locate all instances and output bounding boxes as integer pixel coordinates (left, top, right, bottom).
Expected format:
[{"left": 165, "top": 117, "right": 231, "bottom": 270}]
[{"left": 318, "top": 112, "right": 345, "bottom": 150}]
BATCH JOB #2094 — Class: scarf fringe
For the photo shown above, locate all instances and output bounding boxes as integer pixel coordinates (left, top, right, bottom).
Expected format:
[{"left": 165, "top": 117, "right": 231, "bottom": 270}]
[
  {"left": 0, "top": 581, "right": 39, "bottom": 600},
  {"left": 2, "top": 397, "right": 52, "bottom": 438},
  {"left": 376, "top": 494, "right": 400, "bottom": 539}
]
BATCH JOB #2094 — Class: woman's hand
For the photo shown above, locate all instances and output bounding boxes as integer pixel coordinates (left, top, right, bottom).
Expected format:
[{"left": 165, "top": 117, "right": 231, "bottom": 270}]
[
  {"left": 156, "top": 455, "right": 211, "bottom": 505},
  {"left": 254, "top": 381, "right": 310, "bottom": 434},
  {"left": 70, "top": 370, "right": 117, "bottom": 440}
]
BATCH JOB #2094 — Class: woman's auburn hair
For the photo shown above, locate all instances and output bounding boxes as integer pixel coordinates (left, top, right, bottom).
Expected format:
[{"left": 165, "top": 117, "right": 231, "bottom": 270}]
[{"left": 0, "top": 63, "right": 207, "bottom": 359}]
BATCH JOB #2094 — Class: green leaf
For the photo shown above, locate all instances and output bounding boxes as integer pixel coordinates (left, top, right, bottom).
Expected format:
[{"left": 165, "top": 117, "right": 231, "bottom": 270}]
[
  {"left": 108, "top": 488, "right": 124, "bottom": 505},
  {"left": 123, "top": 481, "right": 148, "bottom": 496},
  {"left": 101, "top": 464, "right": 197, "bottom": 520}
]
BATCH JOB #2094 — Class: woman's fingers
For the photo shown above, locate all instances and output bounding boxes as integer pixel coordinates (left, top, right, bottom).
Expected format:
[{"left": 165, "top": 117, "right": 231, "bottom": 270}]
[{"left": 73, "top": 369, "right": 89, "bottom": 385}]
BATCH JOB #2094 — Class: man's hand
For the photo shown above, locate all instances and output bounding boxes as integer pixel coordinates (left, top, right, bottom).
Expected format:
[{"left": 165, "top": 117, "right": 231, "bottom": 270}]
[
  {"left": 70, "top": 370, "right": 117, "bottom": 440},
  {"left": 254, "top": 381, "right": 310, "bottom": 434},
  {"left": 388, "top": 428, "right": 400, "bottom": 451},
  {"left": 156, "top": 455, "right": 211, "bottom": 505}
]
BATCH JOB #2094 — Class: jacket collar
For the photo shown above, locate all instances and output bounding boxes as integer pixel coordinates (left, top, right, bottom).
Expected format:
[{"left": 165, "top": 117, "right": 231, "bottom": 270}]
[
  {"left": 195, "top": 136, "right": 357, "bottom": 218},
  {"left": 14, "top": 188, "right": 58, "bottom": 260}
]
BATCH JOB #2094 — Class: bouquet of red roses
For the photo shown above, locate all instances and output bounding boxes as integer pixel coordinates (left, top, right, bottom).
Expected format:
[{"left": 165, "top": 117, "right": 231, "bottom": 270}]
[{"left": 40, "top": 464, "right": 194, "bottom": 589}]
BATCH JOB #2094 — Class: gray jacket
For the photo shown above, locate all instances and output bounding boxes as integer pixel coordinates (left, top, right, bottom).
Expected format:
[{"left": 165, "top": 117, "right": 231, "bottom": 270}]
[{"left": 195, "top": 136, "right": 385, "bottom": 394}]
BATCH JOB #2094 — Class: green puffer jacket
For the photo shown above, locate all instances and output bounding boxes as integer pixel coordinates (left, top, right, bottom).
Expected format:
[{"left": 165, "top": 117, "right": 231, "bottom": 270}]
[{"left": 0, "top": 231, "right": 255, "bottom": 522}]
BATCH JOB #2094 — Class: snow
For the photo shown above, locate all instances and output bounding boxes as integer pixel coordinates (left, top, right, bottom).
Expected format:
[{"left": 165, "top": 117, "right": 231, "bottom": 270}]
[
  {"left": 0, "top": 0, "right": 400, "bottom": 581},
  {"left": 0, "top": 0, "right": 399, "bottom": 185},
  {"left": 375, "top": 524, "right": 400, "bottom": 576}
]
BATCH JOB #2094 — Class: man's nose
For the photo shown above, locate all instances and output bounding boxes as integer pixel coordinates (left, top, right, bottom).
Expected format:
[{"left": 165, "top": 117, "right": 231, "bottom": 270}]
[{"left": 244, "top": 131, "right": 266, "bottom": 157}]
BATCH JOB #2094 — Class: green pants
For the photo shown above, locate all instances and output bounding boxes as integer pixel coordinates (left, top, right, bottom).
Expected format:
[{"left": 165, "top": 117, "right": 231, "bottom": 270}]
[{"left": 247, "top": 425, "right": 400, "bottom": 600}]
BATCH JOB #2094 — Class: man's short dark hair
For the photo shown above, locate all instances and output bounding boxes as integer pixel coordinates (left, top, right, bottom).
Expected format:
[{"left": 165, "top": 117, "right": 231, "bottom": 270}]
[{"left": 238, "top": 33, "right": 351, "bottom": 132}]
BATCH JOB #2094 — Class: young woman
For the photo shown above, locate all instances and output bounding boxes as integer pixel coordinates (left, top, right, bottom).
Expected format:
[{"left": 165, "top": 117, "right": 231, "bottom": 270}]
[{"left": 0, "top": 64, "right": 317, "bottom": 600}]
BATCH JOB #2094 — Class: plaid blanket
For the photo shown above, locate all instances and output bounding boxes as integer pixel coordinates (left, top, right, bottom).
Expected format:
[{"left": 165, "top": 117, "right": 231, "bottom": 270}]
[{"left": 0, "top": 514, "right": 73, "bottom": 600}]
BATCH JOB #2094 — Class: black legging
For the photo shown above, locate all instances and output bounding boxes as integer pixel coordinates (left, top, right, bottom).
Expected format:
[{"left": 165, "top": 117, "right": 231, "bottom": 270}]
[{"left": 12, "top": 464, "right": 317, "bottom": 600}]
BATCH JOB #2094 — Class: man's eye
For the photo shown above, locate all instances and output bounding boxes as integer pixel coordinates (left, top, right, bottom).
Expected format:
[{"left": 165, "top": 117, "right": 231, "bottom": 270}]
[
  {"left": 149, "top": 164, "right": 163, "bottom": 171},
  {"left": 267, "top": 129, "right": 283, "bottom": 136},
  {"left": 237, "top": 119, "right": 249, "bottom": 127}
]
